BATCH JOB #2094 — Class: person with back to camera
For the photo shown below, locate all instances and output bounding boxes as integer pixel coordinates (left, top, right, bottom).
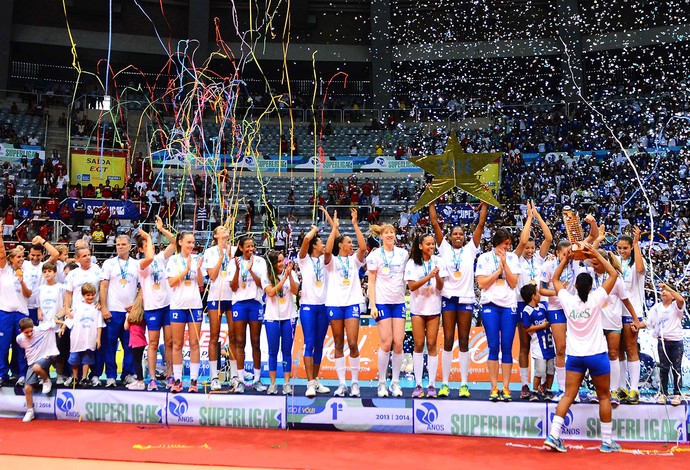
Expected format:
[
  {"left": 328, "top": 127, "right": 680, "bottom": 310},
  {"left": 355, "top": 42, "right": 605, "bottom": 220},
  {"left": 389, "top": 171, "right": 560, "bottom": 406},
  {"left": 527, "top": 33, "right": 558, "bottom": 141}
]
[{"left": 543, "top": 244, "right": 621, "bottom": 453}]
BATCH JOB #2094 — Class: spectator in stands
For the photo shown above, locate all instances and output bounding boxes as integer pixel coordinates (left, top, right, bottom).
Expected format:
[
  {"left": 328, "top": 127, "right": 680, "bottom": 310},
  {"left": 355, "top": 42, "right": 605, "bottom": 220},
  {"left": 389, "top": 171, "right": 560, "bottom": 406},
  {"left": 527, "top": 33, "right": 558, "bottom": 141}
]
[
  {"left": 3, "top": 207, "right": 15, "bottom": 237},
  {"left": 83, "top": 184, "right": 96, "bottom": 198},
  {"left": 350, "top": 141, "right": 359, "bottom": 156},
  {"left": 274, "top": 225, "right": 288, "bottom": 252},
  {"left": 45, "top": 195, "right": 59, "bottom": 219},
  {"left": 55, "top": 170, "right": 69, "bottom": 199},
  {"left": 73, "top": 197, "right": 86, "bottom": 228},
  {"left": 4, "top": 177, "right": 16, "bottom": 198},
  {"left": 0, "top": 193, "right": 13, "bottom": 213},
  {"left": 196, "top": 204, "right": 209, "bottom": 231},
  {"left": 101, "top": 182, "right": 112, "bottom": 199}
]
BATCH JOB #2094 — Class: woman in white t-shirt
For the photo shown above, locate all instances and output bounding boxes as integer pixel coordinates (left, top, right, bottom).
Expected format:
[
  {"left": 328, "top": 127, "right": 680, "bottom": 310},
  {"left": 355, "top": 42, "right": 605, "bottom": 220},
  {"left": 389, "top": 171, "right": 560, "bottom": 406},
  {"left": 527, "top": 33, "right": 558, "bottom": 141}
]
[
  {"left": 615, "top": 227, "right": 646, "bottom": 404},
  {"left": 166, "top": 232, "right": 204, "bottom": 394},
  {"left": 404, "top": 233, "right": 448, "bottom": 398},
  {"left": 429, "top": 201, "right": 487, "bottom": 398},
  {"left": 589, "top": 248, "right": 640, "bottom": 406},
  {"left": 298, "top": 224, "right": 330, "bottom": 397},
  {"left": 367, "top": 223, "right": 409, "bottom": 398},
  {"left": 202, "top": 226, "right": 237, "bottom": 392},
  {"left": 137, "top": 216, "right": 176, "bottom": 391},
  {"left": 544, "top": 245, "right": 621, "bottom": 454},
  {"left": 262, "top": 250, "right": 299, "bottom": 395},
  {"left": 476, "top": 229, "right": 521, "bottom": 402},
  {"left": 323, "top": 208, "right": 367, "bottom": 398}
]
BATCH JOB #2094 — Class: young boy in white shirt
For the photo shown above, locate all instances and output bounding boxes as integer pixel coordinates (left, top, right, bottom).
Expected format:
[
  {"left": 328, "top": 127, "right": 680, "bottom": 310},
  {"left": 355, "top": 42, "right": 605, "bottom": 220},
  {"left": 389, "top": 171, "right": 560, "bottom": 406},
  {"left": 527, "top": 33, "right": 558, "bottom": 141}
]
[
  {"left": 16, "top": 317, "right": 61, "bottom": 422},
  {"left": 62, "top": 283, "right": 104, "bottom": 387}
]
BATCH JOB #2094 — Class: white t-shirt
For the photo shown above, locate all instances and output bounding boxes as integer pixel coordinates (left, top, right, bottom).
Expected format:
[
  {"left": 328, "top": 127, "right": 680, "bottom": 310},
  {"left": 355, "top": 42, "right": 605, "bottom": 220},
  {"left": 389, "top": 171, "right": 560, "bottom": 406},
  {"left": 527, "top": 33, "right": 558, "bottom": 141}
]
[
  {"left": 38, "top": 283, "right": 66, "bottom": 325},
  {"left": 557, "top": 288, "right": 608, "bottom": 357},
  {"left": 298, "top": 255, "right": 327, "bottom": 306},
  {"left": 617, "top": 256, "right": 646, "bottom": 317},
  {"left": 138, "top": 252, "right": 171, "bottom": 311},
  {"left": 262, "top": 271, "right": 299, "bottom": 321},
  {"left": 22, "top": 260, "right": 45, "bottom": 309},
  {"left": 64, "top": 265, "right": 101, "bottom": 306},
  {"left": 202, "top": 246, "right": 234, "bottom": 303},
  {"left": 476, "top": 250, "right": 521, "bottom": 308},
  {"left": 166, "top": 254, "right": 203, "bottom": 310},
  {"left": 404, "top": 256, "right": 448, "bottom": 316},
  {"left": 100, "top": 256, "right": 140, "bottom": 312},
  {"left": 540, "top": 259, "right": 588, "bottom": 311},
  {"left": 66, "top": 303, "right": 105, "bottom": 352},
  {"left": 437, "top": 239, "right": 478, "bottom": 303},
  {"left": 592, "top": 273, "right": 629, "bottom": 330},
  {"left": 325, "top": 254, "right": 365, "bottom": 307},
  {"left": 646, "top": 300, "right": 684, "bottom": 341},
  {"left": 227, "top": 256, "right": 267, "bottom": 303},
  {"left": 366, "top": 246, "right": 408, "bottom": 305},
  {"left": 516, "top": 253, "right": 545, "bottom": 301},
  {"left": 0, "top": 264, "right": 29, "bottom": 314},
  {"left": 16, "top": 321, "right": 60, "bottom": 365}
]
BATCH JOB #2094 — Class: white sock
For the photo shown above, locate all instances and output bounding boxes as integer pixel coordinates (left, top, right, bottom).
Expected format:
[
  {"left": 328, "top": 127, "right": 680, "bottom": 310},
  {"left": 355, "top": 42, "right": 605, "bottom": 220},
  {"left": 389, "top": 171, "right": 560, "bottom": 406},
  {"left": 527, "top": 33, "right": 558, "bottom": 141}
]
[
  {"left": 441, "top": 349, "right": 452, "bottom": 385},
  {"left": 556, "top": 366, "right": 566, "bottom": 391},
  {"left": 520, "top": 367, "right": 529, "bottom": 386},
  {"left": 254, "top": 368, "right": 261, "bottom": 383},
  {"left": 230, "top": 360, "right": 238, "bottom": 378},
  {"left": 601, "top": 422, "right": 613, "bottom": 444},
  {"left": 190, "top": 362, "right": 200, "bottom": 381},
  {"left": 350, "top": 356, "right": 360, "bottom": 384},
  {"left": 628, "top": 360, "right": 640, "bottom": 391},
  {"left": 335, "top": 357, "right": 346, "bottom": 385},
  {"left": 378, "top": 349, "right": 390, "bottom": 384},
  {"left": 427, "top": 354, "right": 438, "bottom": 388},
  {"left": 173, "top": 364, "right": 183, "bottom": 381},
  {"left": 413, "top": 352, "right": 424, "bottom": 386},
  {"left": 209, "top": 362, "right": 218, "bottom": 380},
  {"left": 550, "top": 415, "right": 564, "bottom": 440},
  {"left": 609, "top": 360, "right": 619, "bottom": 392},
  {"left": 459, "top": 350, "right": 470, "bottom": 385},
  {"left": 619, "top": 360, "right": 628, "bottom": 389},
  {"left": 391, "top": 353, "right": 403, "bottom": 383},
  {"left": 236, "top": 365, "right": 245, "bottom": 384}
]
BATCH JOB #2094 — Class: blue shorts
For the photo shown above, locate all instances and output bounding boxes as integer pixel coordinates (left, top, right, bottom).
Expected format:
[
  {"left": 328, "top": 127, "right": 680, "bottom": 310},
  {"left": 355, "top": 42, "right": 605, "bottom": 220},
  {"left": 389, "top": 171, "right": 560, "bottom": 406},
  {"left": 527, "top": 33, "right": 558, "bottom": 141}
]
[
  {"left": 566, "top": 352, "right": 610, "bottom": 376},
  {"left": 69, "top": 350, "right": 95, "bottom": 366},
  {"left": 28, "top": 308, "right": 38, "bottom": 325},
  {"left": 442, "top": 297, "right": 474, "bottom": 314},
  {"left": 145, "top": 306, "right": 171, "bottom": 330},
  {"left": 170, "top": 308, "right": 203, "bottom": 324},
  {"left": 208, "top": 300, "right": 233, "bottom": 312},
  {"left": 327, "top": 305, "right": 361, "bottom": 321},
  {"left": 547, "top": 309, "right": 567, "bottom": 324},
  {"left": 622, "top": 316, "right": 634, "bottom": 325},
  {"left": 375, "top": 303, "right": 405, "bottom": 322},
  {"left": 232, "top": 299, "right": 263, "bottom": 322}
]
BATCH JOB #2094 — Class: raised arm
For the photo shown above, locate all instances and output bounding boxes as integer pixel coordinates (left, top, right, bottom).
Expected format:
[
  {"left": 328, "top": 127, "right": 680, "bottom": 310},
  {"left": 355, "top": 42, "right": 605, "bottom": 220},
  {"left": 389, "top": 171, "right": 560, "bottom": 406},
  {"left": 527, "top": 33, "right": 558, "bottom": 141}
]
[
  {"left": 300, "top": 225, "right": 318, "bottom": 260},
  {"left": 472, "top": 202, "right": 488, "bottom": 247},
  {"left": 514, "top": 202, "right": 534, "bottom": 258},
  {"left": 552, "top": 251, "right": 572, "bottom": 294},
  {"left": 583, "top": 244, "right": 618, "bottom": 294},
  {"left": 33, "top": 235, "right": 59, "bottom": 264},
  {"left": 351, "top": 208, "right": 367, "bottom": 263},
  {"left": 583, "top": 214, "right": 599, "bottom": 244},
  {"left": 0, "top": 222, "right": 6, "bottom": 269},
  {"left": 155, "top": 215, "right": 177, "bottom": 259},
  {"left": 533, "top": 203, "right": 552, "bottom": 258},
  {"left": 138, "top": 228, "right": 155, "bottom": 270},
  {"left": 660, "top": 282, "right": 685, "bottom": 311},
  {"left": 429, "top": 201, "right": 444, "bottom": 246},
  {"left": 632, "top": 226, "right": 645, "bottom": 274},
  {"left": 322, "top": 208, "right": 339, "bottom": 265}
]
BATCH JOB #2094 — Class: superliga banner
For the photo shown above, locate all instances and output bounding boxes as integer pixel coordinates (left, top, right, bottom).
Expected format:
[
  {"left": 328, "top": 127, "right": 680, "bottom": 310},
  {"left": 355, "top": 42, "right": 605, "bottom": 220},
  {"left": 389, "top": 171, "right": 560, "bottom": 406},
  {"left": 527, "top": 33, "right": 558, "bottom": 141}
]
[{"left": 70, "top": 150, "right": 127, "bottom": 186}]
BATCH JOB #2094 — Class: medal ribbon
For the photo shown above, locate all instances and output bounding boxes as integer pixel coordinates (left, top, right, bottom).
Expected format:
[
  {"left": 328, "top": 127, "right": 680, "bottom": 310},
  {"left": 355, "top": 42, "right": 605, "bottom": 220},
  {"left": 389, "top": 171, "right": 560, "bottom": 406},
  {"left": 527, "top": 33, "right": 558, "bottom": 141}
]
[
  {"left": 118, "top": 257, "right": 129, "bottom": 283},
  {"left": 311, "top": 256, "right": 323, "bottom": 283},
  {"left": 422, "top": 258, "right": 434, "bottom": 286},
  {"left": 336, "top": 256, "right": 350, "bottom": 281}
]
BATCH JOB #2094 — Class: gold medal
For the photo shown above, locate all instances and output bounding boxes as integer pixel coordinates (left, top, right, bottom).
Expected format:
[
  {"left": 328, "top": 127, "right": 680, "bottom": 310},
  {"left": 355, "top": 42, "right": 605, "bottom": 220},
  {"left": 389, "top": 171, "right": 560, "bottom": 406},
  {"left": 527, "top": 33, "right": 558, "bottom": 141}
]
[
  {"left": 496, "top": 279, "right": 505, "bottom": 286},
  {"left": 242, "top": 282, "right": 247, "bottom": 289},
  {"left": 563, "top": 281, "right": 569, "bottom": 289},
  {"left": 120, "top": 278, "right": 127, "bottom": 286},
  {"left": 602, "top": 301, "right": 609, "bottom": 309},
  {"left": 342, "top": 278, "right": 351, "bottom": 286},
  {"left": 315, "top": 280, "right": 323, "bottom": 288},
  {"left": 453, "top": 271, "right": 462, "bottom": 279},
  {"left": 530, "top": 280, "right": 537, "bottom": 285},
  {"left": 153, "top": 283, "right": 161, "bottom": 291},
  {"left": 184, "top": 280, "right": 193, "bottom": 287},
  {"left": 278, "top": 297, "right": 287, "bottom": 305},
  {"left": 381, "top": 266, "right": 390, "bottom": 275},
  {"left": 221, "top": 270, "right": 227, "bottom": 277}
]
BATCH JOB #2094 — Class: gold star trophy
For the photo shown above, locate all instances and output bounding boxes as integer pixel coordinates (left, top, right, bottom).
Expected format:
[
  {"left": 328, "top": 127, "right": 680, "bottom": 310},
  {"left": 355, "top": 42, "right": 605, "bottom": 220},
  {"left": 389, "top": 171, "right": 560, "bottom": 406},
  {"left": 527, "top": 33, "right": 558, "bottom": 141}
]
[{"left": 408, "top": 132, "right": 502, "bottom": 212}]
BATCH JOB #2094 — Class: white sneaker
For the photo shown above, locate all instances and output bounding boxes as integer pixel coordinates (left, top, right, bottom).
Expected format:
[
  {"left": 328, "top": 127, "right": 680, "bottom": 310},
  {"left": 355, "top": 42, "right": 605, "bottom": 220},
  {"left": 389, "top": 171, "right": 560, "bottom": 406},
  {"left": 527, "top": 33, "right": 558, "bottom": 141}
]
[
  {"left": 267, "top": 383, "right": 279, "bottom": 395},
  {"left": 210, "top": 378, "right": 221, "bottom": 391},
  {"left": 56, "top": 375, "right": 65, "bottom": 386},
  {"left": 252, "top": 381, "right": 267, "bottom": 392},
  {"left": 315, "top": 379, "right": 331, "bottom": 394},
  {"left": 22, "top": 408, "right": 35, "bottom": 423},
  {"left": 126, "top": 381, "right": 146, "bottom": 391},
  {"left": 105, "top": 378, "right": 117, "bottom": 388},
  {"left": 390, "top": 381, "right": 403, "bottom": 397},
  {"left": 16, "top": 376, "right": 25, "bottom": 387},
  {"left": 377, "top": 383, "right": 389, "bottom": 397},
  {"left": 91, "top": 376, "right": 101, "bottom": 387},
  {"left": 234, "top": 381, "right": 245, "bottom": 394},
  {"left": 334, "top": 384, "right": 347, "bottom": 397},
  {"left": 282, "top": 383, "right": 292, "bottom": 395},
  {"left": 350, "top": 383, "right": 360, "bottom": 397},
  {"left": 42, "top": 379, "right": 52, "bottom": 394},
  {"left": 305, "top": 380, "right": 316, "bottom": 398},
  {"left": 64, "top": 377, "right": 74, "bottom": 387},
  {"left": 123, "top": 375, "right": 136, "bottom": 385}
]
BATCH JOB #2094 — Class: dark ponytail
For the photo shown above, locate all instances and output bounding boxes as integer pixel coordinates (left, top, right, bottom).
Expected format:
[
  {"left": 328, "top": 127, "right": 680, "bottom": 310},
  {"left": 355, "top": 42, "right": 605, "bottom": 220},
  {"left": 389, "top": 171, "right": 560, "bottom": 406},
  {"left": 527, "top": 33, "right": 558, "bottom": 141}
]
[
  {"left": 410, "top": 234, "right": 434, "bottom": 265},
  {"left": 575, "top": 272, "right": 593, "bottom": 302},
  {"left": 618, "top": 235, "right": 635, "bottom": 266}
]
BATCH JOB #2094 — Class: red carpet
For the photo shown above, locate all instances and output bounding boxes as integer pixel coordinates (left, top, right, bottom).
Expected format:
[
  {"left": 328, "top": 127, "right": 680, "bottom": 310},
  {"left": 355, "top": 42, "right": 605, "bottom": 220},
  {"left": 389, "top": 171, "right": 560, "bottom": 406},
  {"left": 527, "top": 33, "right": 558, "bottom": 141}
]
[{"left": 0, "top": 420, "right": 687, "bottom": 469}]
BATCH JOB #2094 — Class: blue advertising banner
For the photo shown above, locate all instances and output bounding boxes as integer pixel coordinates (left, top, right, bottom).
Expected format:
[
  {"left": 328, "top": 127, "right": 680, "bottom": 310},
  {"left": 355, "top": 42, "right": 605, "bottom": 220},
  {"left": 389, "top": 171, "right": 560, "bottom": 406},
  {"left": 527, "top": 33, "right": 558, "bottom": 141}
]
[{"left": 63, "top": 198, "right": 141, "bottom": 220}]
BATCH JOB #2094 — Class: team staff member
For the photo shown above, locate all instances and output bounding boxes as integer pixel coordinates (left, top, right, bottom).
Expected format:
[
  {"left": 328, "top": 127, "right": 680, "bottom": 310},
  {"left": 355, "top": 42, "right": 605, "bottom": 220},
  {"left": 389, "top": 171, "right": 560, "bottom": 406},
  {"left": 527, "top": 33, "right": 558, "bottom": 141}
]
[
  {"left": 367, "top": 223, "right": 409, "bottom": 398},
  {"left": 298, "top": 224, "right": 331, "bottom": 397},
  {"left": 323, "top": 208, "right": 367, "bottom": 398},
  {"left": 429, "top": 201, "right": 487, "bottom": 398},
  {"left": 544, "top": 245, "right": 621, "bottom": 453},
  {"left": 476, "top": 229, "right": 521, "bottom": 402}
]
